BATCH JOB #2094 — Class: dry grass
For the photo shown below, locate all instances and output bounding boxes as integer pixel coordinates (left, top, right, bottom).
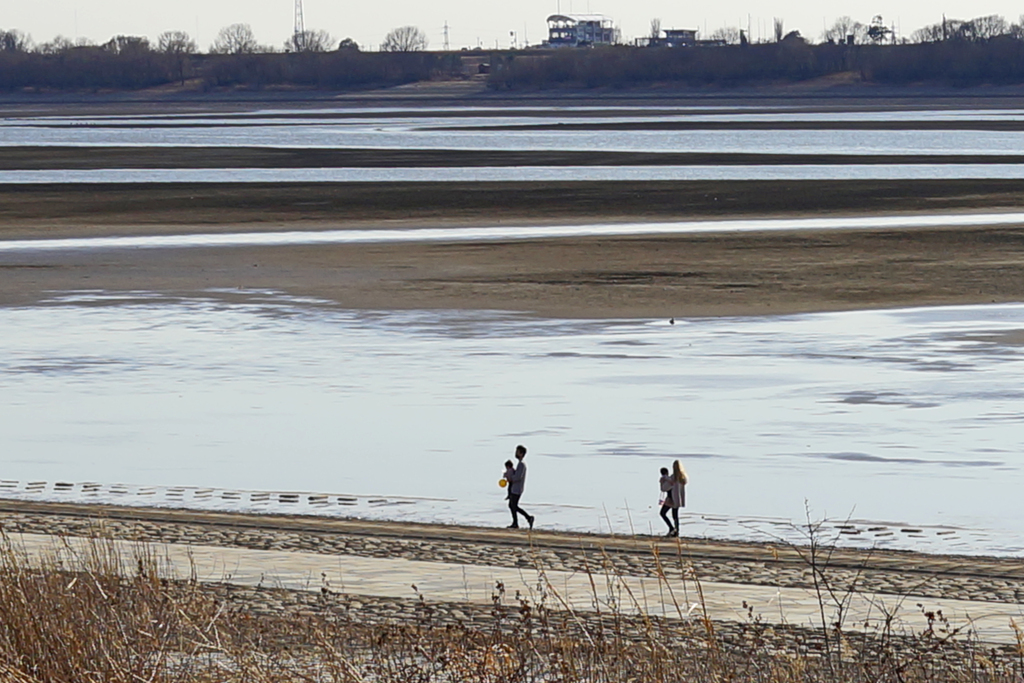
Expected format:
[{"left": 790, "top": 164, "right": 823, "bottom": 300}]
[{"left": 0, "top": 529, "right": 1021, "bottom": 683}]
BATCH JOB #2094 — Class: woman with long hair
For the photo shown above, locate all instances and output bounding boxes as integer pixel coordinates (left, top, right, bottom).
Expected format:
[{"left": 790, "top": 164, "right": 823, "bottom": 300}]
[{"left": 658, "top": 460, "right": 687, "bottom": 537}]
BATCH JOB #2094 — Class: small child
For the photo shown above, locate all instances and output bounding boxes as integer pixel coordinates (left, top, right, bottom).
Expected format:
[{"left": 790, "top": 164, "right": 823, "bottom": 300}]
[{"left": 503, "top": 460, "right": 515, "bottom": 499}]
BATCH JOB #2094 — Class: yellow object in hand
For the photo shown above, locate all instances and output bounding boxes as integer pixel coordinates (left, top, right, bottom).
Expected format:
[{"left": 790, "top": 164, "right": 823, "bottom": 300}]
[{"left": 498, "top": 479, "right": 508, "bottom": 488}]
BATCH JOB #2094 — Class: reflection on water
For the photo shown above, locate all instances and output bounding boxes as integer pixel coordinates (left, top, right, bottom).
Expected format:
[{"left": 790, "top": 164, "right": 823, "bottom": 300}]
[{"left": 0, "top": 291, "right": 1022, "bottom": 554}]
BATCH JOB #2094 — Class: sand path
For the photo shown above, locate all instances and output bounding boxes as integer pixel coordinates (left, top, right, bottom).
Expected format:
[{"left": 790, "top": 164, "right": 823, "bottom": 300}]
[
  {"left": 10, "top": 529, "right": 1024, "bottom": 646},
  {"left": 3, "top": 502, "right": 1023, "bottom": 646}
]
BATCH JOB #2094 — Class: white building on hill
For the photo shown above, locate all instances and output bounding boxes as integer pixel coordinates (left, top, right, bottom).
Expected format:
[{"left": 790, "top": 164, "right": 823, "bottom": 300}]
[{"left": 544, "top": 14, "right": 618, "bottom": 47}]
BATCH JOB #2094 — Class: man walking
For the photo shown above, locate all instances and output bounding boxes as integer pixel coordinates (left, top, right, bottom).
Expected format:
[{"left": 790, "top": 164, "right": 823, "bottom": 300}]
[{"left": 506, "top": 444, "right": 534, "bottom": 529}]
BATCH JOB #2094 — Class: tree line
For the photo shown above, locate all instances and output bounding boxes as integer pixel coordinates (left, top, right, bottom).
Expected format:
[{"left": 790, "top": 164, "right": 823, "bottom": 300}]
[
  {"left": 5, "top": 14, "right": 1024, "bottom": 91},
  {"left": 0, "top": 23, "right": 444, "bottom": 91},
  {"left": 493, "top": 13, "right": 1024, "bottom": 89}
]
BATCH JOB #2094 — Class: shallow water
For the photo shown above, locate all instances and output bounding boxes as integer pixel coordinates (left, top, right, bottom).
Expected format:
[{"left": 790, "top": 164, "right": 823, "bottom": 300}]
[
  {"left": 16, "top": 106, "right": 1024, "bottom": 125},
  {"left": 3, "top": 103, "right": 1023, "bottom": 554},
  {"left": 1, "top": 292, "right": 1022, "bottom": 555},
  {"left": 5, "top": 108, "right": 1024, "bottom": 156},
  {"left": 7, "top": 164, "right": 1024, "bottom": 184},
  {"left": 3, "top": 212, "right": 1024, "bottom": 253}
]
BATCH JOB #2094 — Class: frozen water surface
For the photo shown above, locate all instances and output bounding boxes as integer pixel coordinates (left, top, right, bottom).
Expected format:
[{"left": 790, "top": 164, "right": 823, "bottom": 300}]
[{"left": 1, "top": 292, "right": 1022, "bottom": 555}]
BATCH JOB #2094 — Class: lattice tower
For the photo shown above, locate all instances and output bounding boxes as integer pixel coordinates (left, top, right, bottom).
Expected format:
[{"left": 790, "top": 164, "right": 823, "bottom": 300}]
[{"left": 293, "top": 0, "right": 306, "bottom": 50}]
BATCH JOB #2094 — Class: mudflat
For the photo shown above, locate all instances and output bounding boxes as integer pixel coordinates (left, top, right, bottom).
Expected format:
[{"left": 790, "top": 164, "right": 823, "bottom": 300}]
[
  {"left": 8, "top": 146, "right": 1024, "bottom": 169},
  {"left": 5, "top": 180, "right": 1024, "bottom": 234},
  {"left": 2, "top": 180, "right": 1024, "bottom": 317}
]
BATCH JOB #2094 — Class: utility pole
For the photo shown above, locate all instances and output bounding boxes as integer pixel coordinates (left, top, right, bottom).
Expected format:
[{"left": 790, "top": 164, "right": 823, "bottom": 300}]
[
  {"left": 294, "top": 0, "right": 306, "bottom": 51},
  {"left": 443, "top": 21, "right": 450, "bottom": 51}
]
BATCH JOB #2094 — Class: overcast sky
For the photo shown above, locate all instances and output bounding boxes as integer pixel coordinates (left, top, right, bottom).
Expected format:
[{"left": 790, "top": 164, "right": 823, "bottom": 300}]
[{"left": 4, "top": 0, "right": 1022, "bottom": 51}]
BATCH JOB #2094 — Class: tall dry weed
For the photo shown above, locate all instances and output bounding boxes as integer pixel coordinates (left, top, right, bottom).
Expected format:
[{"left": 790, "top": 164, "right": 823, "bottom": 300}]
[{"left": 0, "top": 526, "right": 1021, "bottom": 682}]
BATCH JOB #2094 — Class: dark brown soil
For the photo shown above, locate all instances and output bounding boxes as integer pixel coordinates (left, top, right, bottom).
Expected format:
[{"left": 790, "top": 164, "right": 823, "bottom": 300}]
[
  {"left": 2, "top": 178, "right": 1024, "bottom": 318},
  {"left": 3, "top": 180, "right": 1024, "bottom": 234},
  {"left": 5, "top": 146, "right": 1024, "bottom": 170}
]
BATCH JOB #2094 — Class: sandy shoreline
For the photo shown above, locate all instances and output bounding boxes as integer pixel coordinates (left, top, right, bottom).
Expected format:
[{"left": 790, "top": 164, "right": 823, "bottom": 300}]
[
  {"left": 3, "top": 500, "right": 1022, "bottom": 675},
  {"left": 6, "top": 497, "right": 1024, "bottom": 671},
  {"left": 2, "top": 498, "right": 1021, "bottom": 592}
]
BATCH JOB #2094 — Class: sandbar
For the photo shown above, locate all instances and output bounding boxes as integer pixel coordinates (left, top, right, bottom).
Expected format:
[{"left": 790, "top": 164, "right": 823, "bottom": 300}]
[{"left": 2, "top": 180, "right": 1024, "bottom": 317}]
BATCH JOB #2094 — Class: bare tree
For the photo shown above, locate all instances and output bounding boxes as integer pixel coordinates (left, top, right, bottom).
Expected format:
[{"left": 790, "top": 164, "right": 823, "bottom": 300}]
[
  {"left": 969, "top": 14, "right": 1009, "bottom": 39},
  {"left": 911, "top": 21, "right": 948, "bottom": 42},
  {"left": 0, "top": 28, "right": 31, "bottom": 52},
  {"left": 102, "top": 35, "right": 151, "bottom": 56},
  {"left": 380, "top": 25, "right": 428, "bottom": 52},
  {"left": 212, "top": 23, "right": 259, "bottom": 54},
  {"left": 948, "top": 19, "right": 973, "bottom": 40},
  {"left": 285, "top": 29, "right": 335, "bottom": 52},
  {"left": 709, "top": 26, "right": 741, "bottom": 44},
  {"left": 158, "top": 31, "right": 196, "bottom": 84},
  {"left": 158, "top": 31, "right": 196, "bottom": 55},
  {"left": 822, "top": 16, "right": 865, "bottom": 44},
  {"left": 649, "top": 18, "right": 662, "bottom": 42},
  {"left": 773, "top": 17, "right": 784, "bottom": 42},
  {"left": 1010, "top": 15, "right": 1024, "bottom": 39},
  {"left": 911, "top": 15, "right": 1009, "bottom": 42}
]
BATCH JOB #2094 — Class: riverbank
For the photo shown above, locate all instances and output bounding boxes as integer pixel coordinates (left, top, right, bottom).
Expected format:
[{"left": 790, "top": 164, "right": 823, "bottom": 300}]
[
  {"left": 3, "top": 498, "right": 1022, "bottom": 605},
  {"left": 1, "top": 497, "right": 1022, "bottom": 681},
  {"left": 7, "top": 78, "right": 1024, "bottom": 111}
]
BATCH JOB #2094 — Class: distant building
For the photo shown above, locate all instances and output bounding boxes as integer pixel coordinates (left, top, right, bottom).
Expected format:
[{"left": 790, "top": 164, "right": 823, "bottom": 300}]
[
  {"left": 662, "top": 29, "right": 697, "bottom": 46},
  {"left": 644, "top": 28, "right": 698, "bottom": 47},
  {"left": 544, "top": 14, "right": 618, "bottom": 47}
]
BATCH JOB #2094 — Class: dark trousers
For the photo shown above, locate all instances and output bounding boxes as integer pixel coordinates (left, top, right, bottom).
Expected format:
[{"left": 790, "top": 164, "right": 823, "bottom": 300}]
[
  {"left": 508, "top": 493, "right": 529, "bottom": 526},
  {"left": 660, "top": 492, "right": 679, "bottom": 531}
]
